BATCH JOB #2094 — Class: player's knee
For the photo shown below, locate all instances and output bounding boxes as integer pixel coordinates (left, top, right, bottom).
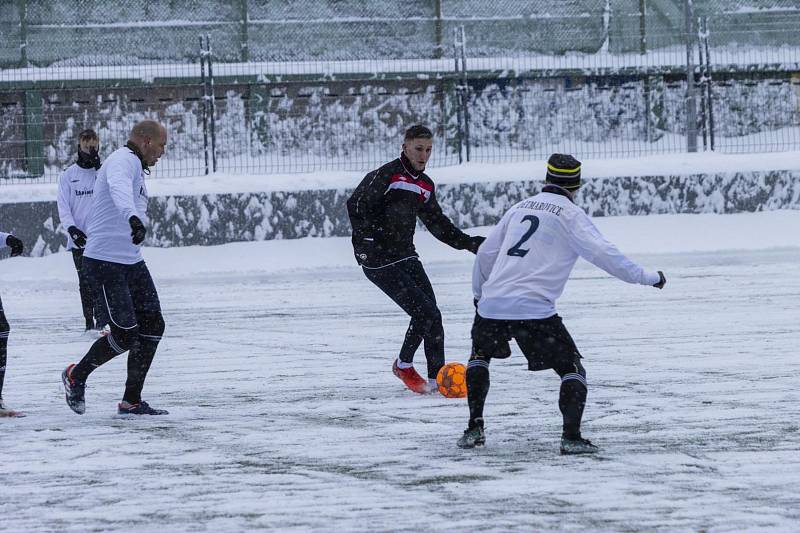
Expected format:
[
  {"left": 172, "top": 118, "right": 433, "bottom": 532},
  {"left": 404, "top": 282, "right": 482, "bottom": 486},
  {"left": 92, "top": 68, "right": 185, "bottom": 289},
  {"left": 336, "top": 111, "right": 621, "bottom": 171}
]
[
  {"left": 558, "top": 360, "right": 587, "bottom": 389},
  {"left": 411, "top": 307, "right": 442, "bottom": 336},
  {"left": 467, "top": 355, "right": 491, "bottom": 366},
  {"left": 108, "top": 324, "right": 140, "bottom": 354},
  {"left": 467, "top": 359, "right": 491, "bottom": 387},
  {"left": 555, "top": 358, "right": 585, "bottom": 377},
  {"left": 424, "top": 308, "right": 443, "bottom": 333},
  {"left": 572, "top": 359, "right": 586, "bottom": 379},
  {"left": 139, "top": 312, "right": 165, "bottom": 338}
]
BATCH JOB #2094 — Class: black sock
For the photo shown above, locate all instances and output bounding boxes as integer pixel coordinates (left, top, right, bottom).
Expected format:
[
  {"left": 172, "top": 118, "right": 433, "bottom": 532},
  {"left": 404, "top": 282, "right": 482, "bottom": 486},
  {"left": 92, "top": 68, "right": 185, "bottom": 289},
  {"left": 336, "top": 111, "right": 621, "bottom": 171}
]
[
  {"left": 466, "top": 359, "right": 490, "bottom": 426},
  {"left": 424, "top": 322, "right": 445, "bottom": 380},
  {"left": 72, "top": 336, "right": 122, "bottom": 383},
  {"left": 123, "top": 337, "right": 159, "bottom": 404},
  {"left": 559, "top": 377, "right": 587, "bottom": 439},
  {"left": 0, "top": 335, "right": 7, "bottom": 399},
  {"left": 399, "top": 315, "right": 423, "bottom": 365}
]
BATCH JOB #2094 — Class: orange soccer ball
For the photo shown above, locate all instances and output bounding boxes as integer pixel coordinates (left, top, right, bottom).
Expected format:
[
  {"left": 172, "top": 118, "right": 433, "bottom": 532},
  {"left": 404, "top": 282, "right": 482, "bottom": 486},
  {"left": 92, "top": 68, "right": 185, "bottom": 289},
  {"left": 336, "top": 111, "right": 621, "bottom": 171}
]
[{"left": 436, "top": 362, "right": 467, "bottom": 398}]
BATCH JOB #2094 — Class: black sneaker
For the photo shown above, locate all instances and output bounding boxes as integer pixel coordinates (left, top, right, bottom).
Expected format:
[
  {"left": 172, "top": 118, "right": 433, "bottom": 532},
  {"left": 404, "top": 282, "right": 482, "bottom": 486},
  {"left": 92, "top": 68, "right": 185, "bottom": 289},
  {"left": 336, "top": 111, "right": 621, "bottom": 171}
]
[
  {"left": 560, "top": 434, "right": 599, "bottom": 455},
  {"left": 62, "top": 364, "right": 86, "bottom": 415},
  {"left": 457, "top": 418, "right": 486, "bottom": 448},
  {"left": 117, "top": 401, "right": 169, "bottom": 415}
]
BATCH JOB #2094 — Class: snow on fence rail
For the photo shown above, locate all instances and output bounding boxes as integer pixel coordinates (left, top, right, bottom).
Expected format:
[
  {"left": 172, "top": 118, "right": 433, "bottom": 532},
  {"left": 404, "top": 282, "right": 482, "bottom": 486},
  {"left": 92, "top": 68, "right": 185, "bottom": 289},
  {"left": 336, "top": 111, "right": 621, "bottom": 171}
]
[{"left": 2, "top": 1, "right": 800, "bottom": 182}]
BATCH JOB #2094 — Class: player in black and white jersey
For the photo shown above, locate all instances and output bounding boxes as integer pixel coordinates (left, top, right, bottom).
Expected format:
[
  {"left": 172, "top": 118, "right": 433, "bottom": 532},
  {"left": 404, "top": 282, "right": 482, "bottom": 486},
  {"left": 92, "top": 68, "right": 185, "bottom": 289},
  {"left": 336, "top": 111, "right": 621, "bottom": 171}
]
[
  {"left": 346, "top": 125, "right": 485, "bottom": 394},
  {"left": 0, "top": 231, "right": 24, "bottom": 417},
  {"left": 457, "top": 154, "right": 666, "bottom": 454},
  {"left": 57, "top": 129, "right": 109, "bottom": 336},
  {"left": 61, "top": 120, "right": 169, "bottom": 416}
]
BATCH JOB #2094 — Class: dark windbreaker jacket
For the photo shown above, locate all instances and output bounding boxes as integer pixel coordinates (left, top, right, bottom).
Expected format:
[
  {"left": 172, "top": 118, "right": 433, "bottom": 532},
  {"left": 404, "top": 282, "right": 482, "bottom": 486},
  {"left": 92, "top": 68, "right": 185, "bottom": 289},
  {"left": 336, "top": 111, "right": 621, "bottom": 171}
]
[{"left": 346, "top": 154, "right": 477, "bottom": 268}]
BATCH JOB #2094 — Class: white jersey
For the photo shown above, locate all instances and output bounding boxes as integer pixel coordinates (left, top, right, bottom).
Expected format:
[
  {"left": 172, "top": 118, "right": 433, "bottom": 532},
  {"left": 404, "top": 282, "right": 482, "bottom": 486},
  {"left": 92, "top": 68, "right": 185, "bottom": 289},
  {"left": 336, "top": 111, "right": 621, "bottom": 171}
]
[
  {"left": 57, "top": 163, "right": 97, "bottom": 250},
  {"left": 0, "top": 232, "right": 9, "bottom": 246},
  {"left": 83, "top": 146, "right": 149, "bottom": 265},
  {"left": 473, "top": 190, "right": 661, "bottom": 320}
]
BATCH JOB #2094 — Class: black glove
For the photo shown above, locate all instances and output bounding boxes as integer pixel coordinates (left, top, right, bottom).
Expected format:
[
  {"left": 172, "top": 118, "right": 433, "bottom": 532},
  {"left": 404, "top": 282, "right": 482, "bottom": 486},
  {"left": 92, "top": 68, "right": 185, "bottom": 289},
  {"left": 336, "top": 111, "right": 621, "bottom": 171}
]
[
  {"left": 653, "top": 271, "right": 666, "bottom": 289},
  {"left": 6, "top": 235, "right": 23, "bottom": 257},
  {"left": 67, "top": 226, "right": 87, "bottom": 248},
  {"left": 465, "top": 235, "right": 485, "bottom": 254},
  {"left": 129, "top": 216, "right": 146, "bottom": 245}
]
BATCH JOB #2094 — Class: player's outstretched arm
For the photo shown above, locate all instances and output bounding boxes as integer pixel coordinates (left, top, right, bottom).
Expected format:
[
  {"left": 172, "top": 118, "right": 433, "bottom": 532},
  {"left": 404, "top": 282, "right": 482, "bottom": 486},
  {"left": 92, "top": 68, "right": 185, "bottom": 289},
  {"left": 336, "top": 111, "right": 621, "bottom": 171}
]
[
  {"left": 567, "top": 212, "right": 662, "bottom": 287},
  {"left": 419, "top": 192, "right": 482, "bottom": 253}
]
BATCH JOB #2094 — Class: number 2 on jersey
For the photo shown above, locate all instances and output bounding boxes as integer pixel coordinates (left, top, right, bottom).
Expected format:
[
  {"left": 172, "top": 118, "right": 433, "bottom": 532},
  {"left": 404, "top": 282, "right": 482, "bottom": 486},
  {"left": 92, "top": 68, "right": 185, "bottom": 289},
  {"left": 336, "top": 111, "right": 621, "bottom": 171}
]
[{"left": 507, "top": 215, "right": 540, "bottom": 257}]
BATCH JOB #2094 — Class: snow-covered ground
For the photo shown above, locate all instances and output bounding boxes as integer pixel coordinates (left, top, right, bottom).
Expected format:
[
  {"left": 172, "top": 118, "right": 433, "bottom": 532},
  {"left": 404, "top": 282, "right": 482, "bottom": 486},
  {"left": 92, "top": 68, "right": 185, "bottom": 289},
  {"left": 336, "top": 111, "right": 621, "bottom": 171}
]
[{"left": 1, "top": 210, "right": 799, "bottom": 531}]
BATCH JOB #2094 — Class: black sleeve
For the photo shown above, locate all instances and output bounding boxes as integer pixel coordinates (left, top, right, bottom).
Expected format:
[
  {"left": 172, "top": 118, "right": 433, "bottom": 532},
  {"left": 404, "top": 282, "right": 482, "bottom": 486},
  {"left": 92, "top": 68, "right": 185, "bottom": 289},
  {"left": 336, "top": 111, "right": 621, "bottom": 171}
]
[
  {"left": 346, "top": 169, "right": 390, "bottom": 243},
  {"left": 418, "top": 189, "right": 474, "bottom": 250}
]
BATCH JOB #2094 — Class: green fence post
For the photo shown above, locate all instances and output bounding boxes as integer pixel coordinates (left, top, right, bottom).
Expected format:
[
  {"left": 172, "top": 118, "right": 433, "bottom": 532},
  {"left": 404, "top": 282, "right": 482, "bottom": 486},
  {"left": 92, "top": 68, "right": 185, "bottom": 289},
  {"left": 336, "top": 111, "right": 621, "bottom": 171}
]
[
  {"left": 239, "top": 0, "right": 249, "bottom": 62},
  {"left": 640, "top": 0, "right": 651, "bottom": 143},
  {"left": 24, "top": 90, "right": 44, "bottom": 177},
  {"left": 433, "top": 0, "right": 443, "bottom": 59},
  {"left": 17, "top": 0, "right": 28, "bottom": 67},
  {"left": 684, "top": 0, "right": 698, "bottom": 152}
]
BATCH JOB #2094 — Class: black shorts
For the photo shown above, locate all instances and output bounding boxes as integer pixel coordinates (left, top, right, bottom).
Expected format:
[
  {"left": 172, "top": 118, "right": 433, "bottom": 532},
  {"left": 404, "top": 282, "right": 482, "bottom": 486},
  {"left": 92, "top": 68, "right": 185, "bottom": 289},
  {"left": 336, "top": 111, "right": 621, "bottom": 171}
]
[
  {"left": 471, "top": 313, "right": 582, "bottom": 372},
  {"left": 83, "top": 257, "right": 161, "bottom": 329}
]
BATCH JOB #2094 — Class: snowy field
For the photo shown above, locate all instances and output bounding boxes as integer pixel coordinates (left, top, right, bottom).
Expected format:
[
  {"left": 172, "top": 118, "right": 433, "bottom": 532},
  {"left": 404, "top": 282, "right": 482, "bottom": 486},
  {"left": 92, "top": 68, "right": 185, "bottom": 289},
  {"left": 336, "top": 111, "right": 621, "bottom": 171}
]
[{"left": 1, "top": 211, "right": 799, "bottom": 532}]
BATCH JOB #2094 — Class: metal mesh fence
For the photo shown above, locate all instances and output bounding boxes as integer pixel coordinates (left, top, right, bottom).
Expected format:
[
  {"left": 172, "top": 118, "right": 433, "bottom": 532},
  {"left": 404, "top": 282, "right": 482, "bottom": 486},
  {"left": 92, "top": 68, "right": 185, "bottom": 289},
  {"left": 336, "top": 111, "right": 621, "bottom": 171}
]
[{"left": 1, "top": 0, "right": 799, "bottom": 183}]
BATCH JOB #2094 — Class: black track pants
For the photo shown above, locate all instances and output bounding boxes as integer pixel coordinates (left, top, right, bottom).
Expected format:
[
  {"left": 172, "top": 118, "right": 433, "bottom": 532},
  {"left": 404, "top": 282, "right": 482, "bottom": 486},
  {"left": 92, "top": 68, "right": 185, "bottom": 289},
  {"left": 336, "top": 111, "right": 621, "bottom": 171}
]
[{"left": 362, "top": 258, "right": 444, "bottom": 379}]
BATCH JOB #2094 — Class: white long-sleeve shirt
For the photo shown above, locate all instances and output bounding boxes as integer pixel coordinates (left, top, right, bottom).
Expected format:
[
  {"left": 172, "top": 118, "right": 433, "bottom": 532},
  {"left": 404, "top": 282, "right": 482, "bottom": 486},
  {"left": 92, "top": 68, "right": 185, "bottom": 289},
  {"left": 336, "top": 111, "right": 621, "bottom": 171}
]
[
  {"left": 57, "top": 164, "right": 97, "bottom": 250},
  {"left": 0, "top": 232, "right": 10, "bottom": 246},
  {"left": 83, "top": 146, "right": 149, "bottom": 265},
  {"left": 473, "top": 190, "right": 661, "bottom": 320}
]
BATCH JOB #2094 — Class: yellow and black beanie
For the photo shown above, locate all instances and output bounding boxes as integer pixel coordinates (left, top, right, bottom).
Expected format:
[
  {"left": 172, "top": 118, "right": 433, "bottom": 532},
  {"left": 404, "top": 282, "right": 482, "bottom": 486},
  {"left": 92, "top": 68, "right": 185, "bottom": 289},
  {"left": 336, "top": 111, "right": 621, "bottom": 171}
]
[{"left": 545, "top": 153, "right": 582, "bottom": 190}]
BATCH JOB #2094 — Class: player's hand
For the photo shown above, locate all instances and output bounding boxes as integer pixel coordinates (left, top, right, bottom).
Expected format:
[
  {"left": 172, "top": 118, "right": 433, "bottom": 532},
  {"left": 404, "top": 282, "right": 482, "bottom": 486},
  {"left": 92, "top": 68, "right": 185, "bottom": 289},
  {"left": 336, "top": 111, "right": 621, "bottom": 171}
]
[
  {"left": 67, "top": 226, "right": 87, "bottom": 248},
  {"left": 466, "top": 235, "right": 485, "bottom": 254},
  {"left": 653, "top": 271, "right": 666, "bottom": 289},
  {"left": 129, "top": 216, "right": 147, "bottom": 245},
  {"left": 6, "top": 235, "right": 24, "bottom": 257}
]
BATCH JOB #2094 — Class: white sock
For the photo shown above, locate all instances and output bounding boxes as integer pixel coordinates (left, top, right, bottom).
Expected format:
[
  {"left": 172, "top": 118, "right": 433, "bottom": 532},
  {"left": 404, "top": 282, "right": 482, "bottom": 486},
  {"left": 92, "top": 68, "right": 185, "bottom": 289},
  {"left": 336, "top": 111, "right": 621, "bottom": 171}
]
[{"left": 396, "top": 360, "right": 413, "bottom": 370}]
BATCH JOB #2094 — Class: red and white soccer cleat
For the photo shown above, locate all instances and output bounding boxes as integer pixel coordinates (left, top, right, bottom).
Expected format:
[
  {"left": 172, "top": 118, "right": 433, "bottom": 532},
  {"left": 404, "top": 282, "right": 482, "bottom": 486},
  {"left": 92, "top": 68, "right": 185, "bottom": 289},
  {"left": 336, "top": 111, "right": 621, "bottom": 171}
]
[{"left": 392, "top": 360, "right": 428, "bottom": 394}]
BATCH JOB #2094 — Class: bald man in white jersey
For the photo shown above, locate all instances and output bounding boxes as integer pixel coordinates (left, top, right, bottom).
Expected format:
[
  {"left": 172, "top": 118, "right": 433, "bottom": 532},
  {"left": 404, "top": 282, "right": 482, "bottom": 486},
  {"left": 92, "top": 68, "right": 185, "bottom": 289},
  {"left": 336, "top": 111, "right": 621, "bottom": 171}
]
[
  {"left": 457, "top": 154, "right": 666, "bottom": 454},
  {"left": 62, "top": 120, "right": 169, "bottom": 416}
]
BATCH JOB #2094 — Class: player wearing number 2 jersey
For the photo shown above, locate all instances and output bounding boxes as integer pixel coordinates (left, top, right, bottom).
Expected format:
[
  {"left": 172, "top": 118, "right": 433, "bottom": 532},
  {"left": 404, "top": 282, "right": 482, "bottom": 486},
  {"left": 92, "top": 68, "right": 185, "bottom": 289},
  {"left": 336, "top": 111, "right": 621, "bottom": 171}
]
[{"left": 457, "top": 154, "right": 666, "bottom": 454}]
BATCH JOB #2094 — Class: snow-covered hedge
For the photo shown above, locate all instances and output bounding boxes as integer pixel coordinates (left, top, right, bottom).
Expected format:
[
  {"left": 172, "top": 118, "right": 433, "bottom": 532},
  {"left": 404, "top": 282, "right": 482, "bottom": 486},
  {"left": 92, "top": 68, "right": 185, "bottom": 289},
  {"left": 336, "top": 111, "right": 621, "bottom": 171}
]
[
  {"left": 2, "top": 75, "right": 797, "bottom": 181},
  {"left": 2, "top": 169, "right": 798, "bottom": 257}
]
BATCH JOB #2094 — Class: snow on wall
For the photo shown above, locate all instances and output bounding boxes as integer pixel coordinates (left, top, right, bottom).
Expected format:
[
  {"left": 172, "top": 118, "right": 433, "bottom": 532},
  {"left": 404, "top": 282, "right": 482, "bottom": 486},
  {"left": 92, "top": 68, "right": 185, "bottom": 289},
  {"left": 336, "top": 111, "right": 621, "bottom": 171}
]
[{"left": 2, "top": 169, "right": 798, "bottom": 257}]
